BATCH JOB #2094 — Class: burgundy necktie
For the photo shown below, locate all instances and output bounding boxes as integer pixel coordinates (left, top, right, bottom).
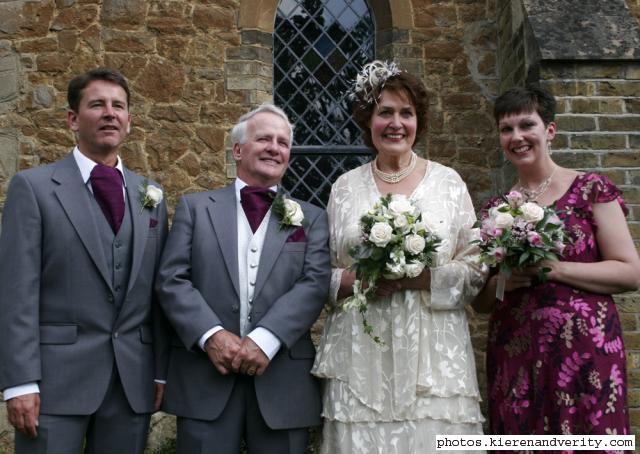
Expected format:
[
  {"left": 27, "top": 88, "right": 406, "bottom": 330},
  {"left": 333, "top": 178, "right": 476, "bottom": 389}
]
[
  {"left": 90, "top": 164, "right": 125, "bottom": 233},
  {"left": 240, "top": 186, "right": 275, "bottom": 233}
]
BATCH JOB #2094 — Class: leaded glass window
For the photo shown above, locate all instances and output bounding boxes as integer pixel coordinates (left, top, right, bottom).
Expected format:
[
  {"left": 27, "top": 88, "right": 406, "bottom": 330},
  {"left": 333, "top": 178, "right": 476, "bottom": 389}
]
[{"left": 274, "top": 0, "right": 375, "bottom": 207}]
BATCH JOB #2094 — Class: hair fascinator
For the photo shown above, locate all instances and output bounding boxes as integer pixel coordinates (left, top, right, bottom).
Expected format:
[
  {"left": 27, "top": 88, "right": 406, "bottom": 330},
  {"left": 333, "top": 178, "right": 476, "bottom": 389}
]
[{"left": 348, "top": 60, "right": 403, "bottom": 105}]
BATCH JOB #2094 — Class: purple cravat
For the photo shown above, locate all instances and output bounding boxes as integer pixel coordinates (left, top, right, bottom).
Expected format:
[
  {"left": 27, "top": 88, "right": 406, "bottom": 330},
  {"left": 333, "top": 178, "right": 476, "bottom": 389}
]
[
  {"left": 90, "top": 164, "right": 125, "bottom": 233},
  {"left": 240, "top": 186, "right": 275, "bottom": 233}
]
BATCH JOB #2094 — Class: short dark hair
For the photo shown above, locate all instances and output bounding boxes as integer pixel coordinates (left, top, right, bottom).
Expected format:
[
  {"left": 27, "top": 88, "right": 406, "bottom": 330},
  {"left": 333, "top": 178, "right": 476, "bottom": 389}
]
[
  {"left": 352, "top": 72, "right": 429, "bottom": 151},
  {"left": 493, "top": 85, "right": 556, "bottom": 125},
  {"left": 67, "top": 68, "right": 131, "bottom": 112}
]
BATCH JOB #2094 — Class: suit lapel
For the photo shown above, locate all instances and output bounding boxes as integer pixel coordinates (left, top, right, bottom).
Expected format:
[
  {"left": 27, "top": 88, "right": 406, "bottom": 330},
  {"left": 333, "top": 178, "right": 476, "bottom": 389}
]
[
  {"left": 207, "top": 185, "right": 240, "bottom": 299},
  {"left": 253, "top": 210, "right": 289, "bottom": 299},
  {"left": 53, "top": 154, "right": 113, "bottom": 291},
  {"left": 124, "top": 170, "right": 149, "bottom": 294}
]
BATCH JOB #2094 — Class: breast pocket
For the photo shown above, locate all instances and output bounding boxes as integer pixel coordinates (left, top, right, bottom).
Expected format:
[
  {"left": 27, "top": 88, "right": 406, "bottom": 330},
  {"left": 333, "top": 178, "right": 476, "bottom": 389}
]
[{"left": 282, "top": 242, "right": 306, "bottom": 252}]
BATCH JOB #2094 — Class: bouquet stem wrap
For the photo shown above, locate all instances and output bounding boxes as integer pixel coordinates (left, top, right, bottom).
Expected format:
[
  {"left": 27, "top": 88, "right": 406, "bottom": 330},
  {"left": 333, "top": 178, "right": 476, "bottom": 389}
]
[{"left": 496, "top": 268, "right": 508, "bottom": 301}]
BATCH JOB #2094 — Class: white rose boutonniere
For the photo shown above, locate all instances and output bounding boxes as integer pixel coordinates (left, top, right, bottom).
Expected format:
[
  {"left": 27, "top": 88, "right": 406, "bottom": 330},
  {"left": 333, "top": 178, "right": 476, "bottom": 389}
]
[
  {"left": 272, "top": 194, "right": 305, "bottom": 229},
  {"left": 139, "top": 181, "right": 163, "bottom": 212}
]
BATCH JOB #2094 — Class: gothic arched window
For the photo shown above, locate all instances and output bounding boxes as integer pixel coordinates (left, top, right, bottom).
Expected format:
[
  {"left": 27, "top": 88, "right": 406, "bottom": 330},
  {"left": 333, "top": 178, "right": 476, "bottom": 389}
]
[{"left": 274, "top": 0, "right": 375, "bottom": 207}]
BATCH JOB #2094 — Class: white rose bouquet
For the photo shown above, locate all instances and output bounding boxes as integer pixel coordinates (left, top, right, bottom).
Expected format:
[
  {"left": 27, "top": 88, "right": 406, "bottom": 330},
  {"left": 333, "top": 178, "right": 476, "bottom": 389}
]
[
  {"left": 343, "top": 193, "right": 441, "bottom": 344},
  {"left": 475, "top": 190, "right": 566, "bottom": 300}
]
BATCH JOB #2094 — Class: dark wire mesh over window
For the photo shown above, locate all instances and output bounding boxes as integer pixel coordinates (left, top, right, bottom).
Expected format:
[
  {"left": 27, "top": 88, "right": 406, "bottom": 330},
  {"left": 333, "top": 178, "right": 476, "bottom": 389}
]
[{"left": 274, "top": 0, "right": 375, "bottom": 207}]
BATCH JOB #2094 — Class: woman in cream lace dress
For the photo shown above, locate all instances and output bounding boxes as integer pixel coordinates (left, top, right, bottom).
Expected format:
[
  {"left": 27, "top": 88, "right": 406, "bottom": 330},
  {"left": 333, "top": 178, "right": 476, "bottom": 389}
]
[{"left": 312, "top": 61, "right": 486, "bottom": 453}]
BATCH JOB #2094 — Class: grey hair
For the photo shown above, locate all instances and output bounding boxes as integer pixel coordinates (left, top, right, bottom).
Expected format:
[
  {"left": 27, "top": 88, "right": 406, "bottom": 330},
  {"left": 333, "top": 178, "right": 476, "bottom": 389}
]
[{"left": 230, "top": 103, "right": 294, "bottom": 146}]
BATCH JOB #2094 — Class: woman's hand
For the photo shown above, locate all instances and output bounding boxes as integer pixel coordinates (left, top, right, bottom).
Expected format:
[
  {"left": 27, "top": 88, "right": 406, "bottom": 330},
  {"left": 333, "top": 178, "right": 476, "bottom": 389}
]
[
  {"left": 472, "top": 269, "right": 535, "bottom": 313},
  {"left": 503, "top": 268, "right": 537, "bottom": 292},
  {"left": 375, "top": 268, "right": 431, "bottom": 298},
  {"left": 339, "top": 268, "right": 432, "bottom": 300},
  {"left": 337, "top": 270, "right": 357, "bottom": 300}
]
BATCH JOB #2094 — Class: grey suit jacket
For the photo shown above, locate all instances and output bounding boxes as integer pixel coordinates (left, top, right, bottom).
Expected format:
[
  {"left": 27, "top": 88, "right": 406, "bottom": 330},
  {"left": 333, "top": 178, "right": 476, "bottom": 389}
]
[
  {"left": 156, "top": 183, "right": 330, "bottom": 429},
  {"left": 0, "top": 153, "right": 169, "bottom": 415}
]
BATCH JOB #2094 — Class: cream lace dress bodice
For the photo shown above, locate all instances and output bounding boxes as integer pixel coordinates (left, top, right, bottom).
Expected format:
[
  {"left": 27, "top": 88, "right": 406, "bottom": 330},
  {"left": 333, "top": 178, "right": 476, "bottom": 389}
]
[{"left": 312, "top": 161, "right": 486, "bottom": 453}]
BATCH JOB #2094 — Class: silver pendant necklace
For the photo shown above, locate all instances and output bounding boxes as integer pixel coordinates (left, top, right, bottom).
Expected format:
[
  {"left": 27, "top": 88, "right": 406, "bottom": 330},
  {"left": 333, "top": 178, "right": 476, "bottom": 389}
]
[{"left": 517, "top": 167, "right": 557, "bottom": 201}]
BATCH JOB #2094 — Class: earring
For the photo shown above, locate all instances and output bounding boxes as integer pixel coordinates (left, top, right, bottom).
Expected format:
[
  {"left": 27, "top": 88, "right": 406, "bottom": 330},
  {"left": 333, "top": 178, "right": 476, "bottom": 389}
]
[{"left": 547, "top": 141, "right": 552, "bottom": 155}]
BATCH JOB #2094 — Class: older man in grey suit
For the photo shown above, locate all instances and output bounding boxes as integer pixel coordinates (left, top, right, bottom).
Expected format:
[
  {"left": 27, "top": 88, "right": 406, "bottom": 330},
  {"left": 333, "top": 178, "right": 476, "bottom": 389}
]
[
  {"left": 157, "top": 103, "right": 330, "bottom": 454},
  {"left": 0, "top": 68, "right": 168, "bottom": 454}
]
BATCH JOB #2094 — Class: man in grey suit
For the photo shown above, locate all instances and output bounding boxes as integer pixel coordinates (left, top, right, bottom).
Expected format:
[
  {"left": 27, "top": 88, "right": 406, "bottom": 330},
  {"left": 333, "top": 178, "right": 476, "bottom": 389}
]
[
  {"left": 157, "top": 103, "right": 330, "bottom": 454},
  {"left": 0, "top": 68, "right": 168, "bottom": 454}
]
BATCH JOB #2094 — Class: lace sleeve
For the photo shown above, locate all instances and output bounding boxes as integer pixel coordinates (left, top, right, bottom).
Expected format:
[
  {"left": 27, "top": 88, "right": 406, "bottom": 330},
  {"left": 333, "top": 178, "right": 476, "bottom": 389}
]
[
  {"left": 326, "top": 178, "right": 346, "bottom": 306},
  {"left": 428, "top": 176, "right": 488, "bottom": 310}
]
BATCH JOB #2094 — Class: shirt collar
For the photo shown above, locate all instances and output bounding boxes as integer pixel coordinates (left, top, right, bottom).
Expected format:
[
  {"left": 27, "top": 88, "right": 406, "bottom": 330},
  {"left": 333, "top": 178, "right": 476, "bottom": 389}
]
[
  {"left": 73, "top": 146, "right": 126, "bottom": 186},
  {"left": 234, "top": 178, "right": 278, "bottom": 202}
]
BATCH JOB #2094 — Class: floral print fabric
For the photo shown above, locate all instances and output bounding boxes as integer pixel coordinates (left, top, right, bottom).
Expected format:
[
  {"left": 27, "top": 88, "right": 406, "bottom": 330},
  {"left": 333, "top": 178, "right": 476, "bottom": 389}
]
[
  {"left": 483, "top": 173, "right": 630, "bottom": 446},
  {"left": 312, "top": 161, "right": 486, "bottom": 454}
]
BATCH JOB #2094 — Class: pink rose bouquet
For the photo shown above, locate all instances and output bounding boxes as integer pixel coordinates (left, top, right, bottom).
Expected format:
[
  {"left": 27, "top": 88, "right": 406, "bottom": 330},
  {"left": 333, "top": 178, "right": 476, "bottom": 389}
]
[{"left": 476, "top": 190, "right": 566, "bottom": 300}]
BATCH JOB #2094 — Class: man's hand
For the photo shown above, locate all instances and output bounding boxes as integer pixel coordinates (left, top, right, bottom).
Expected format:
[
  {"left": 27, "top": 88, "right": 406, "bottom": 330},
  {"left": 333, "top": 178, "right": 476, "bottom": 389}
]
[
  {"left": 205, "top": 330, "right": 242, "bottom": 375},
  {"left": 7, "top": 393, "right": 40, "bottom": 438},
  {"left": 153, "top": 382, "right": 165, "bottom": 412},
  {"left": 230, "top": 337, "right": 270, "bottom": 376}
]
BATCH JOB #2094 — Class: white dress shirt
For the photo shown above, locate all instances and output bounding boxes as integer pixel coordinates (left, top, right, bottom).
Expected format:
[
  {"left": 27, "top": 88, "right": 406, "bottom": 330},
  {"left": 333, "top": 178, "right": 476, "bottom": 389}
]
[
  {"left": 3, "top": 147, "right": 127, "bottom": 401},
  {"left": 197, "top": 178, "right": 282, "bottom": 360}
]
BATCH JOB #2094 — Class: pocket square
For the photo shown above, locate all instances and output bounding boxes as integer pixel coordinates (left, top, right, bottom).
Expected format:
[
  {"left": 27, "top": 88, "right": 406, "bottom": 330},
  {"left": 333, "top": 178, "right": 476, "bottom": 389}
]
[
  {"left": 286, "top": 226, "right": 307, "bottom": 243},
  {"left": 149, "top": 218, "right": 158, "bottom": 228}
]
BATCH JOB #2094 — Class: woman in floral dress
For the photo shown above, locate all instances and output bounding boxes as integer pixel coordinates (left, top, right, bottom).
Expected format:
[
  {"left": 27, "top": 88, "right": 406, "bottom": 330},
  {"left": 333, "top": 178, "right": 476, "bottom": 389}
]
[
  {"left": 312, "top": 61, "right": 486, "bottom": 453},
  {"left": 473, "top": 86, "right": 640, "bottom": 439}
]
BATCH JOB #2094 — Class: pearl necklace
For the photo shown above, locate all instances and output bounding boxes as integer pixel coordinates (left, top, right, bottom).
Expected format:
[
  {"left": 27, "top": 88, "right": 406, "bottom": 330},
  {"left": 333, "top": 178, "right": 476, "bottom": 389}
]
[
  {"left": 517, "top": 167, "right": 557, "bottom": 201},
  {"left": 372, "top": 152, "right": 417, "bottom": 184}
]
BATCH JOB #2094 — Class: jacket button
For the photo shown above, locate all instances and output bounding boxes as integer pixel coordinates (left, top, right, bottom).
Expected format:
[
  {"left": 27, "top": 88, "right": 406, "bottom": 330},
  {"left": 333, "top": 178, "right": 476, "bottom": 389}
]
[
  {"left": 108, "top": 295, "right": 114, "bottom": 303},
  {"left": 113, "top": 332, "right": 119, "bottom": 339},
  {"left": 231, "top": 304, "right": 239, "bottom": 313}
]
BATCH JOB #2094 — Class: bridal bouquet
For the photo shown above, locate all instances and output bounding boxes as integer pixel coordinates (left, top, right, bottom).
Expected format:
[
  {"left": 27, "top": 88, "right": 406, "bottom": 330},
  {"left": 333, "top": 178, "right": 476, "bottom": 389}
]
[
  {"left": 475, "top": 190, "right": 566, "bottom": 300},
  {"left": 343, "top": 194, "right": 441, "bottom": 344}
]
